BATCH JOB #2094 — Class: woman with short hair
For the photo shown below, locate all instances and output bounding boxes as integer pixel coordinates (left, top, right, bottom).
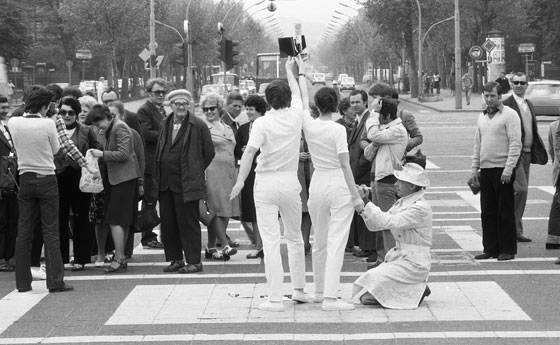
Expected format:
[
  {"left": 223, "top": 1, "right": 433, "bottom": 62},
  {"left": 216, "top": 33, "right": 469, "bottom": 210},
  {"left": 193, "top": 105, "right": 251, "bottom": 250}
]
[{"left": 78, "top": 95, "right": 98, "bottom": 124}]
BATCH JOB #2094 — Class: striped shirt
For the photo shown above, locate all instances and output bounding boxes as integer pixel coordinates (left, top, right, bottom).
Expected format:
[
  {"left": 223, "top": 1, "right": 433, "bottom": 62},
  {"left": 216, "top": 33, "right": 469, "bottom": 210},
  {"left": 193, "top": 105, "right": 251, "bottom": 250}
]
[{"left": 53, "top": 114, "right": 87, "bottom": 168}]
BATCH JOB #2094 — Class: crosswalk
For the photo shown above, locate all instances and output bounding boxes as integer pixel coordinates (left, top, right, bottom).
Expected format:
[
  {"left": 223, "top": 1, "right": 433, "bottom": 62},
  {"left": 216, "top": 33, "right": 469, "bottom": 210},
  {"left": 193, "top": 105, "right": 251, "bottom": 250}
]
[{"left": 0, "top": 184, "right": 558, "bottom": 344}]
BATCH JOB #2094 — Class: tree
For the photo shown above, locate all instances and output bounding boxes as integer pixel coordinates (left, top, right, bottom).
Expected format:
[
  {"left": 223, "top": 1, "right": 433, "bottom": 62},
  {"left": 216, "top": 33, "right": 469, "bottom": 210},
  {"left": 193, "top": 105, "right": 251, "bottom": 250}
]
[
  {"left": 0, "top": 0, "right": 32, "bottom": 60},
  {"left": 527, "top": 0, "right": 560, "bottom": 65}
]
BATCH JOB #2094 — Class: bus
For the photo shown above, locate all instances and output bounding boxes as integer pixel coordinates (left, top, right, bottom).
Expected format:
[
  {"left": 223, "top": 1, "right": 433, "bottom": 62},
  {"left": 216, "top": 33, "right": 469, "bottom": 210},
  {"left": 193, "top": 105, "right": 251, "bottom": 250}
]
[
  {"left": 255, "top": 53, "right": 288, "bottom": 91},
  {"left": 211, "top": 72, "right": 239, "bottom": 88}
]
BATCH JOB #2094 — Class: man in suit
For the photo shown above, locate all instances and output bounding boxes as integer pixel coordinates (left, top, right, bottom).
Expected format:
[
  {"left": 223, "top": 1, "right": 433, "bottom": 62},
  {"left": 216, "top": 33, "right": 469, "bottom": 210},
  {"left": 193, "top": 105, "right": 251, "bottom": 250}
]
[
  {"left": 137, "top": 78, "right": 167, "bottom": 250},
  {"left": 0, "top": 95, "right": 18, "bottom": 272},
  {"left": 222, "top": 92, "right": 244, "bottom": 135},
  {"left": 502, "top": 72, "right": 548, "bottom": 243},
  {"left": 347, "top": 89, "right": 376, "bottom": 263},
  {"left": 102, "top": 89, "right": 143, "bottom": 140}
]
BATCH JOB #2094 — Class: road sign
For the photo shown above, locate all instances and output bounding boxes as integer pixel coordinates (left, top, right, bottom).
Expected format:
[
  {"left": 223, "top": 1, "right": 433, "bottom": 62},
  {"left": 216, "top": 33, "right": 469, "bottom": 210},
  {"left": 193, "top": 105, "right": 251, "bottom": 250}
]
[
  {"left": 65, "top": 60, "right": 74, "bottom": 68},
  {"left": 10, "top": 58, "right": 19, "bottom": 67},
  {"left": 482, "top": 39, "right": 496, "bottom": 52},
  {"left": 518, "top": 43, "right": 535, "bottom": 53},
  {"left": 469, "top": 46, "right": 483, "bottom": 60},
  {"left": 156, "top": 55, "right": 164, "bottom": 69},
  {"left": 138, "top": 48, "right": 150, "bottom": 62},
  {"left": 75, "top": 49, "right": 92, "bottom": 60}
]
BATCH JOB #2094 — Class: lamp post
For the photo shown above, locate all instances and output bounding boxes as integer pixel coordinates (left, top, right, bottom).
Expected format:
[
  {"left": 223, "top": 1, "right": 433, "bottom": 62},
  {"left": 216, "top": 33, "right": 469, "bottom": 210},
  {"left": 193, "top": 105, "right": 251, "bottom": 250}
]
[
  {"left": 454, "top": 0, "right": 461, "bottom": 109},
  {"left": 149, "top": 0, "right": 157, "bottom": 78},
  {"left": 155, "top": 20, "right": 187, "bottom": 88},
  {"left": 416, "top": 0, "right": 422, "bottom": 99},
  {"left": 185, "top": 0, "right": 194, "bottom": 92}
]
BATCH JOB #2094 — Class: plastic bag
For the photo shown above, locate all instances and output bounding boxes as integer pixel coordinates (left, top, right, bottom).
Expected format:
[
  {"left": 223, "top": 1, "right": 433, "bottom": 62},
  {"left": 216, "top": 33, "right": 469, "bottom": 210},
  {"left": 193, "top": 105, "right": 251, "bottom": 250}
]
[{"left": 79, "top": 150, "right": 103, "bottom": 194}]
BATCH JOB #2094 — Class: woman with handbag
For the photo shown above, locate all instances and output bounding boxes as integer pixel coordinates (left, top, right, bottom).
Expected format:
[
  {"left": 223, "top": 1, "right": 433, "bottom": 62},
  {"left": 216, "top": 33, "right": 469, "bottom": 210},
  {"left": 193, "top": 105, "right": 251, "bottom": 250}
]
[
  {"left": 55, "top": 97, "right": 101, "bottom": 271},
  {"left": 201, "top": 92, "right": 240, "bottom": 260},
  {"left": 88, "top": 104, "right": 141, "bottom": 273}
]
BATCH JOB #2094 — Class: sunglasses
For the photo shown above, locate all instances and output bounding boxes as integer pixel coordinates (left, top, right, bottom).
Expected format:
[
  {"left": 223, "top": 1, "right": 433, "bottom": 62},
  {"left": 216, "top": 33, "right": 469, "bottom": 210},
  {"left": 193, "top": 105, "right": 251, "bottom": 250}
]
[
  {"left": 512, "top": 81, "right": 527, "bottom": 85},
  {"left": 203, "top": 106, "right": 218, "bottom": 112},
  {"left": 152, "top": 90, "right": 167, "bottom": 96},
  {"left": 102, "top": 99, "right": 117, "bottom": 104},
  {"left": 173, "top": 102, "right": 189, "bottom": 108},
  {"left": 59, "top": 109, "right": 76, "bottom": 116}
]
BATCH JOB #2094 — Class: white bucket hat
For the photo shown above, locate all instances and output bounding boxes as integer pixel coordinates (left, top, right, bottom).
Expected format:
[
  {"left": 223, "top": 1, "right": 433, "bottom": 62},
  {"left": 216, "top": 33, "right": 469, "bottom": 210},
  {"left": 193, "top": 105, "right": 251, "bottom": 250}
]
[{"left": 394, "top": 163, "right": 430, "bottom": 187}]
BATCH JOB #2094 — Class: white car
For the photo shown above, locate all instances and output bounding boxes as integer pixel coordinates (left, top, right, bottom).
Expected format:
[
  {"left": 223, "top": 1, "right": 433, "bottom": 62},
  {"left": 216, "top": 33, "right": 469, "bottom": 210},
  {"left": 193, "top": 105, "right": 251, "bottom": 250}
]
[
  {"left": 340, "top": 77, "right": 355, "bottom": 91},
  {"left": 312, "top": 73, "right": 326, "bottom": 86},
  {"left": 337, "top": 73, "right": 348, "bottom": 84}
]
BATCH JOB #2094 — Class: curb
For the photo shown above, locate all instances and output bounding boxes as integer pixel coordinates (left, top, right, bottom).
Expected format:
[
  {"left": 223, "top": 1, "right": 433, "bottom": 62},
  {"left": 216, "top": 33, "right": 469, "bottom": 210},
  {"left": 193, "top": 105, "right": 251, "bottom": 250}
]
[{"left": 400, "top": 98, "right": 482, "bottom": 113}]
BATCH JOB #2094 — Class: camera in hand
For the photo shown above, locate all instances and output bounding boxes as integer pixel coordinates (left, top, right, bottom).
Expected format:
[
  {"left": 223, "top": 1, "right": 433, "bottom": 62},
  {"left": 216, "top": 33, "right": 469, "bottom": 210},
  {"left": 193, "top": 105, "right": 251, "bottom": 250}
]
[{"left": 278, "top": 35, "right": 306, "bottom": 58}]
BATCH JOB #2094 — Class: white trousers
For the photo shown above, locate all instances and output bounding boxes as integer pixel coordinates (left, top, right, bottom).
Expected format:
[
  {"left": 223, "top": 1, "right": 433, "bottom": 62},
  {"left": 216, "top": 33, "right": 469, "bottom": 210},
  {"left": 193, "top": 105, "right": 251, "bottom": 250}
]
[
  {"left": 254, "top": 171, "right": 305, "bottom": 302},
  {"left": 308, "top": 170, "right": 354, "bottom": 299}
]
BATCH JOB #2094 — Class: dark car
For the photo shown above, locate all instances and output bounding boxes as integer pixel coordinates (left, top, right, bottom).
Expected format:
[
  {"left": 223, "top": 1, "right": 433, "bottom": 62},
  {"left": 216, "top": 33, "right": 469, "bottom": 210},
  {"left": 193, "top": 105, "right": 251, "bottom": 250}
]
[{"left": 525, "top": 81, "right": 560, "bottom": 116}]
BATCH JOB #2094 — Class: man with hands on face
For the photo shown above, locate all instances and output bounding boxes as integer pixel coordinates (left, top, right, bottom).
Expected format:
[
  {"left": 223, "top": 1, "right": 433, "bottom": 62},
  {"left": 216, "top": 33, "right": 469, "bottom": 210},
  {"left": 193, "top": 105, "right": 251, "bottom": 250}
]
[{"left": 471, "top": 81, "right": 522, "bottom": 261}]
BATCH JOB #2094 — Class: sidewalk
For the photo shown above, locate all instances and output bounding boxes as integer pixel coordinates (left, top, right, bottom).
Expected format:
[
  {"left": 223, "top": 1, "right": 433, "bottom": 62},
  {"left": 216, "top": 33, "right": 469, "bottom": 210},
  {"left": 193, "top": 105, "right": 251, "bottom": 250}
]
[{"left": 400, "top": 90, "right": 486, "bottom": 113}]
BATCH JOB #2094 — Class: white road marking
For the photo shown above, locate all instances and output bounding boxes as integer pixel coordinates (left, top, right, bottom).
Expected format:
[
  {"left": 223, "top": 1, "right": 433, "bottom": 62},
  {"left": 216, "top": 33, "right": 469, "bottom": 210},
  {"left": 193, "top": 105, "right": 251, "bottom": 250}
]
[
  {"left": 537, "top": 186, "right": 555, "bottom": 195},
  {"left": 106, "top": 281, "right": 528, "bottom": 325},
  {"left": 0, "top": 281, "right": 49, "bottom": 335},
  {"left": 455, "top": 191, "right": 481, "bottom": 211},
  {"left": 425, "top": 160, "right": 440, "bottom": 169},
  {"left": 439, "top": 225, "right": 483, "bottom": 252}
]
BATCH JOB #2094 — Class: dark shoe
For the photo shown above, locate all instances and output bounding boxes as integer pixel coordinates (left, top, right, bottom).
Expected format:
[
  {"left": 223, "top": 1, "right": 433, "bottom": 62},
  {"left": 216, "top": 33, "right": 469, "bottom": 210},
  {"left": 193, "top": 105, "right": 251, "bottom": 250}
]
[
  {"left": 367, "top": 260, "right": 383, "bottom": 270},
  {"left": 304, "top": 245, "right": 311, "bottom": 256},
  {"left": 206, "top": 247, "right": 230, "bottom": 261},
  {"left": 247, "top": 249, "right": 264, "bottom": 259},
  {"left": 497, "top": 253, "right": 515, "bottom": 261},
  {"left": 365, "top": 252, "right": 378, "bottom": 263},
  {"left": 18, "top": 286, "right": 32, "bottom": 293},
  {"left": 222, "top": 245, "right": 237, "bottom": 257},
  {"left": 178, "top": 263, "right": 203, "bottom": 274},
  {"left": 353, "top": 249, "right": 371, "bottom": 258},
  {"left": 547, "top": 243, "right": 560, "bottom": 250},
  {"left": 49, "top": 284, "right": 74, "bottom": 293},
  {"left": 517, "top": 236, "right": 532, "bottom": 243},
  {"left": 105, "top": 260, "right": 128, "bottom": 273},
  {"left": 474, "top": 253, "right": 498, "bottom": 260},
  {"left": 143, "top": 240, "right": 164, "bottom": 249},
  {"left": 418, "top": 285, "right": 431, "bottom": 306},
  {"left": 71, "top": 263, "right": 84, "bottom": 271},
  {"left": 555, "top": 257, "right": 560, "bottom": 265},
  {"left": 360, "top": 292, "right": 380, "bottom": 305},
  {"left": 0, "top": 263, "right": 15, "bottom": 272},
  {"left": 163, "top": 260, "right": 185, "bottom": 272}
]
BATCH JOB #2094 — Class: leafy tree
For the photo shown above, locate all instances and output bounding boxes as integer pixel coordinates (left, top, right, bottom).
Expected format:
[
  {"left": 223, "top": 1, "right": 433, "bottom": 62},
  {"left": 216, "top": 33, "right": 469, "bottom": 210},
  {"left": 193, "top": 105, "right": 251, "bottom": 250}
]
[
  {"left": 0, "top": 0, "right": 32, "bottom": 60},
  {"left": 527, "top": 0, "right": 560, "bottom": 65}
]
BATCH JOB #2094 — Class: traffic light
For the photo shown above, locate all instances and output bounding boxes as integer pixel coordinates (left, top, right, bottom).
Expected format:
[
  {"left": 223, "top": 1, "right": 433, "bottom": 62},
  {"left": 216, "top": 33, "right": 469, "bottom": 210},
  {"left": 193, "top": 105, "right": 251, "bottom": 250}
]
[
  {"left": 217, "top": 38, "right": 226, "bottom": 63},
  {"left": 225, "top": 39, "right": 240, "bottom": 71},
  {"left": 172, "top": 43, "right": 188, "bottom": 66},
  {"left": 150, "top": 55, "right": 157, "bottom": 69}
]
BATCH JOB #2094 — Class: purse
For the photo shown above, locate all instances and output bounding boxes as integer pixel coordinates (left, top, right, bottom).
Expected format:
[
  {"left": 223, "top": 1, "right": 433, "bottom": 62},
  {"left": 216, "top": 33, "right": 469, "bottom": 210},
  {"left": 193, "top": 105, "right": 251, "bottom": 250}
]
[
  {"left": 134, "top": 206, "right": 160, "bottom": 233},
  {"left": 0, "top": 152, "right": 18, "bottom": 196},
  {"left": 199, "top": 199, "right": 216, "bottom": 226}
]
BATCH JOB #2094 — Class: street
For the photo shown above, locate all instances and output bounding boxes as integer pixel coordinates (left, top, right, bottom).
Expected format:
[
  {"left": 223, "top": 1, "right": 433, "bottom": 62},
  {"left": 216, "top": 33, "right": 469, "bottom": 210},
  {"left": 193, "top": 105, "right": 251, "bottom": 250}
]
[{"left": 1, "top": 99, "right": 559, "bottom": 345}]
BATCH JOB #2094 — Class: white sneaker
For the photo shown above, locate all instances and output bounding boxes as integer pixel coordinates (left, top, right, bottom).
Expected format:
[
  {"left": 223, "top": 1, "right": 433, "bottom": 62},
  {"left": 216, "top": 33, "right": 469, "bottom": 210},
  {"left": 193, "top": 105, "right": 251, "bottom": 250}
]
[
  {"left": 258, "top": 301, "right": 285, "bottom": 312},
  {"left": 312, "top": 293, "right": 324, "bottom": 303},
  {"left": 292, "top": 290, "right": 308, "bottom": 304},
  {"left": 31, "top": 266, "right": 46, "bottom": 280},
  {"left": 322, "top": 299, "right": 355, "bottom": 311}
]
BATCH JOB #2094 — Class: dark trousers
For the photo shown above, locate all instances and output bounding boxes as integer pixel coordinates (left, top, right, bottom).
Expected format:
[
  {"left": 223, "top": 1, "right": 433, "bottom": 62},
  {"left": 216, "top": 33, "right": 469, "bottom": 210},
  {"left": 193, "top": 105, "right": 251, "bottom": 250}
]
[
  {"left": 0, "top": 193, "right": 18, "bottom": 261},
  {"left": 479, "top": 168, "right": 517, "bottom": 256},
  {"left": 159, "top": 190, "right": 201, "bottom": 264},
  {"left": 57, "top": 168, "right": 92, "bottom": 265},
  {"left": 15, "top": 173, "right": 64, "bottom": 290},
  {"left": 141, "top": 173, "right": 158, "bottom": 245},
  {"left": 30, "top": 221, "right": 43, "bottom": 266}
]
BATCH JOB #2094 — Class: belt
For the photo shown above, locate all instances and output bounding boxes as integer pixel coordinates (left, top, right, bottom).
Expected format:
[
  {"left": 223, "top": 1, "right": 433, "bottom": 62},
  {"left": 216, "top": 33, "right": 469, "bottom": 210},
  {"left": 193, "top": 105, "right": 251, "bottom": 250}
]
[
  {"left": 394, "top": 242, "right": 431, "bottom": 255},
  {"left": 22, "top": 172, "right": 51, "bottom": 178}
]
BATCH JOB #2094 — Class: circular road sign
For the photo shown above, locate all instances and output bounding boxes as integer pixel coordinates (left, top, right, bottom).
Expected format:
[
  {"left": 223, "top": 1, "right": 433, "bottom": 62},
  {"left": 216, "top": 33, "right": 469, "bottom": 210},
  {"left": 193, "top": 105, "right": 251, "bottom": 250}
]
[
  {"left": 65, "top": 60, "right": 74, "bottom": 68},
  {"left": 469, "top": 46, "right": 483, "bottom": 60}
]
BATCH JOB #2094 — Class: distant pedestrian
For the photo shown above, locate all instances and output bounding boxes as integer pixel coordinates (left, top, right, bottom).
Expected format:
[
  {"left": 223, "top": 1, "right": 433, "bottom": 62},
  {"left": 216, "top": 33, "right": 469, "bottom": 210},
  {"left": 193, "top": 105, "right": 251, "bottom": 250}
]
[
  {"left": 433, "top": 73, "right": 441, "bottom": 94},
  {"left": 450, "top": 73, "right": 456, "bottom": 96},
  {"left": 471, "top": 81, "right": 521, "bottom": 261},
  {"left": 7, "top": 81, "right": 14, "bottom": 105},
  {"left": 546, "top": 116, "right": 560, "bottom": 253},
  {"left": 461, "top": 73, "right": 473, "bottom": 105}
]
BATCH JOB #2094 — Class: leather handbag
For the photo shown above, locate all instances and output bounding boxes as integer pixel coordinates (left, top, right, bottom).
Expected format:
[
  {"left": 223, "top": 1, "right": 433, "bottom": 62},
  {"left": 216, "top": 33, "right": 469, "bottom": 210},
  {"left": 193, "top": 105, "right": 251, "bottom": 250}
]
[
  {"left": 199, "top": 199, "right": 216, "bottom": 226},
  {"left": 134, "top": 206, "right": 160, "bottom": 233}
]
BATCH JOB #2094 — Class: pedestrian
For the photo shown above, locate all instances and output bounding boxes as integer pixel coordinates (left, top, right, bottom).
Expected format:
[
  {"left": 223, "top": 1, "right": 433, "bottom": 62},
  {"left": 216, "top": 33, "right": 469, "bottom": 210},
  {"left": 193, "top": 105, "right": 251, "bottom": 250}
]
[
  {"left": 54, "top": 96, "right": 100, "bottom": 271},
  {"left": 88, "top": 104, "right": 142, "bottom": 273},
  {"left": 10, "top": 86, "right": 73, "bottom": 293},
  {"left": 234, "top": 95, "right": 266, "bottom": 259},
  {"left": 450, "top": 73, "right": 456, "bottom": 96},
  {"left": 96, "top": 77, "right": 105, "bottom": 104},
  {"left": 102, "top": 89, "right": 142, "bottom": 140},
  {"left": 546, "top": 115, "right": 560, "bottom": 253},
  {"left": 201, "top": 92, "right": 240, "bottom": 260},
  {"left": 502, "top": 72, "right": 548, "bottom": 243},
  {"left": 331, "top": 80, "right": 341, "bottom": 102},
  {"left": 7, "top": 81, "right": 15, "bottom": 105},
  {"left": 353, "top": 163, "right": 432, "bottom": 309},
  {"left": 471, "top": 81, "right": 522, "bottom": 261},
  {"left": 301, "top": 84, "right": 364, "bottom": 311},
  {"left": 461, "top": 73, "right": 473, "bottom": 105},
  {"left": 0, "top": 95, "right": 17, "bottom": 273},
  {"left": 61, "top": 86, "right": 83, "bottom": 100},
  {"left": 495, "top": 72, "right": 511, "bottom": 94},
  {"left": 433, "top": 72, "right": 441, "bottom": 94},
  {"left": 137, "top": 78, "right": 166, "bottom": 250},
  {"left": 152, "top": 89, "right": 215, "bottom": 274},
  {"left": 335, "top": 98, "right": 356, "bottom": 138},
  {"left": 298, "top": 132, "right": 313, "bottom": 256},
  {"left": 78, "top": 95, "right": 97, "bottom": 124},
  {"left": 231, "top": 58, "right": 308, "bottom": 312}
]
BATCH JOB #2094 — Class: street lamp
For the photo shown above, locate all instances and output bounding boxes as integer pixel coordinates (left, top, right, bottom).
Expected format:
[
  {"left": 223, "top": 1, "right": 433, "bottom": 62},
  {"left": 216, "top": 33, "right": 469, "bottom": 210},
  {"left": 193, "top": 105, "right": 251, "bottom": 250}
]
[
  {"left": 415, "top": 0, "right": 422, "bottom": 99},
  {"left": 184, "top": 0, "right": 194, "bottom": 91}
]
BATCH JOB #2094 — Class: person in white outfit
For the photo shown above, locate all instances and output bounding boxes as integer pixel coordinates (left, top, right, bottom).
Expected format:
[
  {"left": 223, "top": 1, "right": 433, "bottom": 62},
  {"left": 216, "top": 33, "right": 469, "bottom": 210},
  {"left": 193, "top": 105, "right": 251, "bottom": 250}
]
[
  {"left": 230, "top": 57, "right": 309, "bottom": 312},
  {"left": 352, "top": 163, "right": 432, "bottom": 309},
  {"left": 300, "top": 85, "right": 364, "bottom": 311}
]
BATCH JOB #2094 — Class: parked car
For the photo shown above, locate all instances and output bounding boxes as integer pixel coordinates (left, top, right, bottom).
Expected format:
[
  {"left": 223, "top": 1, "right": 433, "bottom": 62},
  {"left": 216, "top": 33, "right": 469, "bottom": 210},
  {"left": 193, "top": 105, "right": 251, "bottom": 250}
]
[
  {"left": 337, "top": 73, "right": 348, "bottom": 84},
  {"left": 257, "top": 83, "right": 269, "bottom": 98},
  {"left": 525, "top": 80, "right": 560, "bottom": 116},
  {"left": 326, "top": 72, "right": 334, "bottom": 82},
  {"left": 79, "top": 80, "right": 97, "bottom": 96},
  {"left": 312, "top": 73, "right": 326, "bottom": 86},
  {"left": 201, "top": 84, "right": 226, "bottom": 98},
  {"left": 340, "top": 77, "right": 356, "bottom": 91}
]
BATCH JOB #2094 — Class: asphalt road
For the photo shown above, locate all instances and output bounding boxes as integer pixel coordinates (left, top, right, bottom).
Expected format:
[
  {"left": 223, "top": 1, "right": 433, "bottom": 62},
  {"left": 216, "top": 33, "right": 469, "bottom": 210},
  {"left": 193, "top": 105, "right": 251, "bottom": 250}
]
[{"left": 0, "top": 97, "right": 559, "bottom": 344}]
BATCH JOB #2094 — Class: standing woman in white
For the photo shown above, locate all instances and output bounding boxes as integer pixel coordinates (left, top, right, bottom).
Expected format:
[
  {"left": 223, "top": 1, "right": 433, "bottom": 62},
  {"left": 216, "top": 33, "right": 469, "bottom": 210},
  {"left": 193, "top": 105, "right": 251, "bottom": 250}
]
[
  {"left": 301, "top": 85, "right": 365, "bottom": 311},
  {"left": 230, "top": 58, "right": 308, "bottom": 312}
]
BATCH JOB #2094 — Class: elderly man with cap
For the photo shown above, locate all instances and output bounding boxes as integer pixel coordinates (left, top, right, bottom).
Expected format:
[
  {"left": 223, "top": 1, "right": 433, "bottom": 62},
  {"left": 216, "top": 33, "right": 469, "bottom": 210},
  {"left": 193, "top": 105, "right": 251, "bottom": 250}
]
[
  {"left": 151, "top": 89, "right": 215, "bottom": 274},
  {"left": 352, "top": 163, "right": 433, "bottom": 309}
]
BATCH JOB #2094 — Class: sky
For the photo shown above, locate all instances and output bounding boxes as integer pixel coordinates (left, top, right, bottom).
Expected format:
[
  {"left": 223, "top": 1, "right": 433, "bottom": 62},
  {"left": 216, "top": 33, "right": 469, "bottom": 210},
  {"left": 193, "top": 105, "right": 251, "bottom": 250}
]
[{"left": 242, "top": 0, "right": 362, "bottom": 46}]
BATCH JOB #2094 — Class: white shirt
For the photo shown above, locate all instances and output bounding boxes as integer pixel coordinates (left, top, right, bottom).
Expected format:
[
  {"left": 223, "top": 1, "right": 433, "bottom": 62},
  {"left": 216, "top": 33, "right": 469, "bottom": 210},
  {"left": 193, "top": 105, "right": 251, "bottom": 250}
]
[
  {"left": 247, "top": 99, "right": 303, "bottom": 173},
  {"left": 513, "top": 93, "right": 533, "bottom": 151},
  {"left": 302, "top": 115, "right": 348, "bottom": 171}
]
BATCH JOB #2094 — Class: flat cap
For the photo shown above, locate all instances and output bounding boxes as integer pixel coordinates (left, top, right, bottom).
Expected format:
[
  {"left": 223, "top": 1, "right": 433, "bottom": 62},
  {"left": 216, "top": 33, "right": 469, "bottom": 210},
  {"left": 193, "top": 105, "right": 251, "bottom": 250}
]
[{"left": 167, "top": 89, "right": 192, "bottom": 103}]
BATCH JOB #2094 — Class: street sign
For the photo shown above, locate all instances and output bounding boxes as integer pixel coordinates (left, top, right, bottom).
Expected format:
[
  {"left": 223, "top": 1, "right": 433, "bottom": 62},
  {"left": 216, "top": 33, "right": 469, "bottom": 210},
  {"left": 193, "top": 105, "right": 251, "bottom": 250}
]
[
  {"left": 10, "top": 58, "right": 19, "bottom": 67},
  {"left": 138, "top": 48, "right": 150, "bottom": 62},
  {"left": 65, "top": 60, "right": 74, "bottom": 68},
  {"left": 518, "top": 43, "right": 535, "bottom": 53},
  {"left": 75, "top": 49, "right": 92, "bottom": 60},
  {"left": 156, "top": 55, "right": 164, "bottom": 69},
  {"left": 469, "top": 46, "right": 484, "bottom": 60},
  {"left": 482, "top": 39, "right": 496, "bottom": 52}
]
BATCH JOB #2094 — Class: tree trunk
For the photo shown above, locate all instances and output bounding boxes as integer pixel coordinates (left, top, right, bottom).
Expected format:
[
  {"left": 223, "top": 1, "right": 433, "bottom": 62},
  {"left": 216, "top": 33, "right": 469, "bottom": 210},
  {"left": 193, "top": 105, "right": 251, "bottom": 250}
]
[{"left": 121, "top": 45, "right": 131, "bottom": 100}]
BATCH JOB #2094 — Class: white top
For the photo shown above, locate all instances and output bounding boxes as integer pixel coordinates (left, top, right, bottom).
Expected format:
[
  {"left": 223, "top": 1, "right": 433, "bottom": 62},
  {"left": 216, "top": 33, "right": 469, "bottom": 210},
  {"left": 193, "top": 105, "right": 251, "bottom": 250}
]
[
  {"left": 9, "top": 116, "right": 60, "bottom": 175},
  {"left": 247, "top": 98, "right": 303, "bottom": 173},
  {"left": 302, "top": 114, "right": 348, "bottom": 171},
  {"left": 371, "top": 118, "right": 408, "bottom": 181},
  {"left": 512, "top": 93, "right": 533, "bottom": 151}
]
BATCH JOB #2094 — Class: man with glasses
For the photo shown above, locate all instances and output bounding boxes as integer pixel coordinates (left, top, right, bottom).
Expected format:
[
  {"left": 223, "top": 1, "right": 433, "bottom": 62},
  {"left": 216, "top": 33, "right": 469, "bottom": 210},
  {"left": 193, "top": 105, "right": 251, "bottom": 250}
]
[
  {"left": 151, "top": 90, "right": 215, "bottom": 273},
  {"left": 503, "top": 72, "right": 548, "bottom": 243},
  {"left": 138, "top": 78, "right": 167, "bottom": 250},
  {"left": 102, "top": 89, "right": 142, "bottom": 139}
]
